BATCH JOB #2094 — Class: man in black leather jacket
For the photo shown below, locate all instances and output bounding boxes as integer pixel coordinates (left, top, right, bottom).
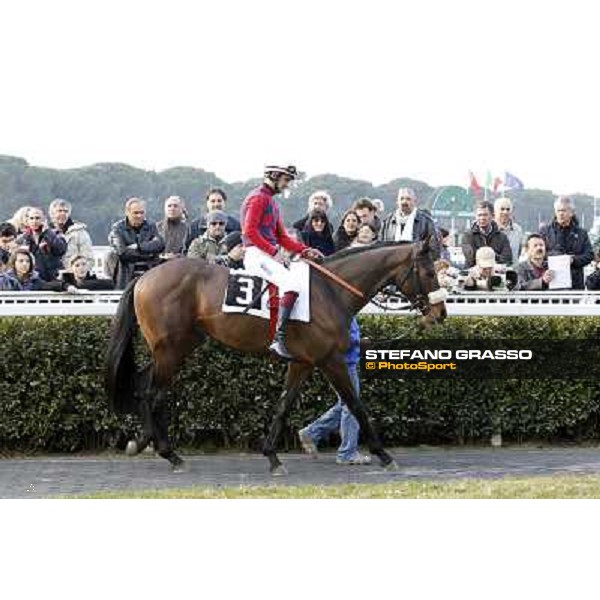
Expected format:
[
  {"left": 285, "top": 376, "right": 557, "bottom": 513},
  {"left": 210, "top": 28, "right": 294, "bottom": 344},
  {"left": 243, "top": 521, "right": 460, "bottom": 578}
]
[{"left": 108, "top": 197, "right": 165, "bottom": 289}]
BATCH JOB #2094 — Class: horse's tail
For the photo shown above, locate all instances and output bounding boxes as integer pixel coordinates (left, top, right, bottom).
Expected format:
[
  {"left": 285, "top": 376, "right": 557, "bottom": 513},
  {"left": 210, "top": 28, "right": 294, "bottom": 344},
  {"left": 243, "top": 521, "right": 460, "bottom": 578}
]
[{"left": 105, "top": 278, "right": 139, "bottom": 415}]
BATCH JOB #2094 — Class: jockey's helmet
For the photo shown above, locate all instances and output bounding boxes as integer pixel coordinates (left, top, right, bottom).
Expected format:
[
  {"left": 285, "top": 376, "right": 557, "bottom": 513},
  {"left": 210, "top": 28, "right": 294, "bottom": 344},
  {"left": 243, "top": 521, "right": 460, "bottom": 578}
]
[{"left": 264, "top": 165, "right": 298, "bottom": 181}]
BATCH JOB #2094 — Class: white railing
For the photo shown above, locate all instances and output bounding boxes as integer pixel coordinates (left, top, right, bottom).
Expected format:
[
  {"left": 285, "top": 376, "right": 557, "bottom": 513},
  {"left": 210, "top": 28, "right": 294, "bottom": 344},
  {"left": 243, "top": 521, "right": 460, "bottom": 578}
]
[
  {"left": 2, "top": 290, "right": 600, "bottom": 317},
  {"left": 363, "top": 291, "right": 600, "bottom": 317},
  {"left": 0, "top": 291, "right": 122, "bottom": 316}
]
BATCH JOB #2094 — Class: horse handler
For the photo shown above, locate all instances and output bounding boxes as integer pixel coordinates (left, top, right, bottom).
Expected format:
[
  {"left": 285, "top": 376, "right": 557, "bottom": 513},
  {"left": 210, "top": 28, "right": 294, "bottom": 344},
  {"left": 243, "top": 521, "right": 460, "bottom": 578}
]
[
  {"left": 241, "top": 164, "right": 324, "bottom": 359},
  {"left": 298, "top": 317, "right": 371, "bottom": 465}
]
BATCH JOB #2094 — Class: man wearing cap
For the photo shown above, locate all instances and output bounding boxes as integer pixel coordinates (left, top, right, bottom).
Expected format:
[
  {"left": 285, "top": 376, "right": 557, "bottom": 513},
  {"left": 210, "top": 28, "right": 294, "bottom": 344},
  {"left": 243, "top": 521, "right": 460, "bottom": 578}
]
[
  {"left": 379, "top": 187, "right": 440, "bottom": 258},
  {"left": 464, "top": 246, "right": 497, "bottom": 291},
  {"left": 185, "top": 188, "right": 241, "bottom": 251},
  {"left": 241, "top": 165, "right": 324, "bottom": 360},
  {"left": 187, "top": 210, "right": 229, "bottom": 262}
]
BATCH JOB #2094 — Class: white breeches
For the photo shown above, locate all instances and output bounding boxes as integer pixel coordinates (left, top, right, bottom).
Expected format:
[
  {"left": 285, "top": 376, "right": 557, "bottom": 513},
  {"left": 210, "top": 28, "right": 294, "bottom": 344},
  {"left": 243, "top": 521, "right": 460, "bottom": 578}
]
[{"left": 244, "top": 246, "right": 301, "bottom": 294}]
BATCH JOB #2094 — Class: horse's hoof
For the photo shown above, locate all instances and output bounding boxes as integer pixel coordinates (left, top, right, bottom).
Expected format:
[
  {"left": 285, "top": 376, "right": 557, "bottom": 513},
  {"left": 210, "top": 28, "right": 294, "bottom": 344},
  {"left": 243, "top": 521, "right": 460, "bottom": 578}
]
[
  {"left": 383, "top": 459, "right": 400, "bottom": 472},
  {"left": 271, "top": 464, "right": 288, "bottom": 477},
  {"left": 125, "top": 440, "right": 138, "bottom": 456},
  {"left": 172, "top": 459, "right": 187, "bottom": 474}
]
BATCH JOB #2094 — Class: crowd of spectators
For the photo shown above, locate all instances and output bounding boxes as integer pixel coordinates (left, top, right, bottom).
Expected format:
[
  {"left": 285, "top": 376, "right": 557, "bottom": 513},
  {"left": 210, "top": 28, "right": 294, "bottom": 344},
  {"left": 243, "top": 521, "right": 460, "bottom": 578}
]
[{"left": 1, "top": 185, "right": 600, "bottom": 294}]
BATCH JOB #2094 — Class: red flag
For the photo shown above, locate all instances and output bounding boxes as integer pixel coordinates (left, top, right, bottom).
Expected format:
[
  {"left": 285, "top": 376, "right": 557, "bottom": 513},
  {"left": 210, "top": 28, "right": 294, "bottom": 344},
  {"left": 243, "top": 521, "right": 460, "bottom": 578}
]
[
  {"left": 493, "top": 176, "right": 503, "bottom": 193},
  {"left": 469, "top": 171, "right": 482, "bottom": 197}
]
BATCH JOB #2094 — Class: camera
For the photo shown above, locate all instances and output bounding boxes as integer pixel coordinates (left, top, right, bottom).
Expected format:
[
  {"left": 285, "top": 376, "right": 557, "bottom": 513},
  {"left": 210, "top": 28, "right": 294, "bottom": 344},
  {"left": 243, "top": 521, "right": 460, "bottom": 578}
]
[{"left": 459, "top": 266, "right": 517, "bottom": 291}]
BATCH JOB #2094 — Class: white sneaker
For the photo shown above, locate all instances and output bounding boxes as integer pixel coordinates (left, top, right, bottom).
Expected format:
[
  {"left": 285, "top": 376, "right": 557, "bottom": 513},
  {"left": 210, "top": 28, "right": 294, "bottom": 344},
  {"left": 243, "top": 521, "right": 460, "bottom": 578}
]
[
  {"left": 336, "top": 452, "right": 372, "bottom": 465},
  {"left": 298, "top": 429, "right": 319, "bottom": 458}
]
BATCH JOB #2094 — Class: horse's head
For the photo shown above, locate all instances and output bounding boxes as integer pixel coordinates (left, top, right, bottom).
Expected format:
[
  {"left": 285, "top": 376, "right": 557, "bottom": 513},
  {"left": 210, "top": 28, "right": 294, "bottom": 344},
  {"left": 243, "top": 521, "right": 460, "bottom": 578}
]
[{"left": 394, "top": 237, "right": 447, "bottom": 328}]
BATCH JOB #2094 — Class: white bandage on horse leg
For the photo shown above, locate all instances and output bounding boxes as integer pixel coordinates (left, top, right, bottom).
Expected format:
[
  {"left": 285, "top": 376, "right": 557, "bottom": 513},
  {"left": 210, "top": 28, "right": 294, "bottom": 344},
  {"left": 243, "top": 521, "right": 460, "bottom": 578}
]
[{"left": 428, "top": 288, "right": 448, "bottom": 305}]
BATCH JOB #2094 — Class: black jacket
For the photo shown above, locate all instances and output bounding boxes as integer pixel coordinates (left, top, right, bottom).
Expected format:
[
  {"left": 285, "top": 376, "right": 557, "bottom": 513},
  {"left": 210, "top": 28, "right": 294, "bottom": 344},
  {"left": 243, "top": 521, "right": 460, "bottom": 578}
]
[
  {"left": 540, "top": 217, "right": 593, "bottom": 290},
  {"left": 108, "top": 218, "right": 165, "bottom": 289},
  {"left": 379, "top": 209, "right": 441, "bottom": 259},
  {"left": 461, "top": 221, "right": 512, "bottom": 268},
  {"left": 0, "top": 247, "right": 10, "bottom": 266},
  {"left": 61, "top": 271, "right": 115, "bottom": 291},
  {"left": 333, "top": 227, "right": 356, "bottom": 251},
  {"left": 586, "top": 269, "right": 600, "bottom": 291},
  {"left": 300, "top": 214, "right": 336, "bottom": 256},
  {"left": 16, "top": 227, "right": 68, "bottom": 281},
  {"left": 184, "top": 214, "right": 241, "bottom": 251}
]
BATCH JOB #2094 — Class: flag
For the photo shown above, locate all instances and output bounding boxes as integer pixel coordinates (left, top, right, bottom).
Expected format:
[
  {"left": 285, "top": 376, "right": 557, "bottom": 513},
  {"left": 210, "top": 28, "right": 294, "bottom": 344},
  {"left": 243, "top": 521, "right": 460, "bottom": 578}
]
[
  {"left": 484, "top": 171, "right": 493, "bottom": 200},
  {"left": 469, "top": 171, "right": 482, "bottom": 197},
  {"left": 493, "top": 177, "right": 503, "bottom": 193},
  {"left": 504, "top": 171, "right": 524, "bottom": 190}
]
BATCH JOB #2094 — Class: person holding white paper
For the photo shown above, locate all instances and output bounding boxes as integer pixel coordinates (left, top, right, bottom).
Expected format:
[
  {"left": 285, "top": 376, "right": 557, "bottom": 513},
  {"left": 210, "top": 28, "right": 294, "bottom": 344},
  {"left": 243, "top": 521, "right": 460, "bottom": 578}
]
[
  {"left": 516, "top": 234, "right": 555, "bottom": 290},
  {"left": 539, "top": 196, "right": 593, "bottom": 290},
  {"left": 547, "top": 255, "right": 571, "bottom": 289}
]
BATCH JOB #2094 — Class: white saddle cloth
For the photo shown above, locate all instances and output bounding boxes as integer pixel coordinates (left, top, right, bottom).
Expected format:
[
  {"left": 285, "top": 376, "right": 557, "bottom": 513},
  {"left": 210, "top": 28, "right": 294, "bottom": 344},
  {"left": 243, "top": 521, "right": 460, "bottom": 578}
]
[{"left": 221, "top": 260, "right": 310, "bottom": 322}]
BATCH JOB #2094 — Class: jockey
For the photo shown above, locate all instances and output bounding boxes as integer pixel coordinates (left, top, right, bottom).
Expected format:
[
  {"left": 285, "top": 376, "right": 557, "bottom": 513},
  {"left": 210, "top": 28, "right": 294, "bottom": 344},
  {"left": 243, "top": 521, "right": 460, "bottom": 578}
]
[{"left": 241, "top": 164, "right": 324, "bottom": 359}]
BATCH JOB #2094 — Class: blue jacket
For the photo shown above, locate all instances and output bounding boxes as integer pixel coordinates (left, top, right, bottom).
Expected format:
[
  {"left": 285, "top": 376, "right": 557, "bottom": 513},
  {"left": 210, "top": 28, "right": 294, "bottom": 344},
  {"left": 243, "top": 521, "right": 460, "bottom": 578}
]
[
  {"left": 346, "top": 318, "right": 361, "bottom": 366},
  {"left": 0, "top": 269, "right": 44, "bottom": 291}
]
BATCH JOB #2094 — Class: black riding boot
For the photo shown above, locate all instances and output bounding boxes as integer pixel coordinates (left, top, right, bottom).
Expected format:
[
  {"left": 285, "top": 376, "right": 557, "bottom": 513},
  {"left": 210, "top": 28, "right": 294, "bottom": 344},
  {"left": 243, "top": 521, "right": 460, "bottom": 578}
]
[{"left": 269, "top": 292, "right": 298, "bottom": 360}]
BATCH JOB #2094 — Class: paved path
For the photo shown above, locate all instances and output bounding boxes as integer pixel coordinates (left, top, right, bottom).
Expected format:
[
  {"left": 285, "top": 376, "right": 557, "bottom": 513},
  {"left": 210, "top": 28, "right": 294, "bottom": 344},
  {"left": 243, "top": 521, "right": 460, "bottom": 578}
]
[{"left": 3, "top": 447, "right": 600, "bottom": 498}]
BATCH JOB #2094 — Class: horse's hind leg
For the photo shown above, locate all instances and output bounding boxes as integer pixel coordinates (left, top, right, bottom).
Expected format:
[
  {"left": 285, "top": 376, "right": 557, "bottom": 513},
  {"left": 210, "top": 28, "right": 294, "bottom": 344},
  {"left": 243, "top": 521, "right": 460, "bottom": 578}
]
[
  {"left": 264, "top": 362, "right": 313, "bottom": 475},
  {"left": 145, "top": 333, "right": 201, "bottom": 470},
  {"left": 320, "top": 358, "right": 395, "bottom": 468},
  {"left": 125, "top": 365, "right": 154, "bottom": 456}
]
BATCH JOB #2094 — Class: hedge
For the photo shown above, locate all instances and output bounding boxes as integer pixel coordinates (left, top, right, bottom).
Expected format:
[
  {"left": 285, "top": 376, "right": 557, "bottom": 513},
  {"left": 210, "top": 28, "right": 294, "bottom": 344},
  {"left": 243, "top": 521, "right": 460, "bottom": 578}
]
[{"left": 1, "top": 315, "right": 600, "bottom": 453}]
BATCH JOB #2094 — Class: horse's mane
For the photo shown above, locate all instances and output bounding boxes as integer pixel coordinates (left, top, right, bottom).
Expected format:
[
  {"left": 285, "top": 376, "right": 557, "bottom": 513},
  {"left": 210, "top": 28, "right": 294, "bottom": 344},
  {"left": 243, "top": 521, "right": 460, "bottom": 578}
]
[{"left": 322, "top": 241, "right": 414, "bottom": 264}]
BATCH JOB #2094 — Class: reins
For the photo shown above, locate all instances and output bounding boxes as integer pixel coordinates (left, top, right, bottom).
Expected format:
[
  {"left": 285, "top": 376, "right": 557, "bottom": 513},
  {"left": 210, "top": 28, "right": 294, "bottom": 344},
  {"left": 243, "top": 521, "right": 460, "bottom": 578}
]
[
  {"left": 240, "top": 244, "right": 436, "bottom": 316},
  {"left": 300, "top": 257, "right": 365, "bottom": 299}
]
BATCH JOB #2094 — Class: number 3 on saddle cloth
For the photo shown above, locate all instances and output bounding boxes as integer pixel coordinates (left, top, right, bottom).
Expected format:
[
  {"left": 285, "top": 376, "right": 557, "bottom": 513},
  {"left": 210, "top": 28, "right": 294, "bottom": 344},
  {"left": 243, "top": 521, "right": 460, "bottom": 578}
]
[{"left": 222, "top": 261, "right": 311, "bottom": 340}]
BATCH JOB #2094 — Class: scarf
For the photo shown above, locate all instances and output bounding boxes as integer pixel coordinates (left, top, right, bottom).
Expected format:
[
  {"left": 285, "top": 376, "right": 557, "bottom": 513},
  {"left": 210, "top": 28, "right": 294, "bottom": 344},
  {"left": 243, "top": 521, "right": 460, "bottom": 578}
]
[{"left": 394, "top": 209, "right": 417, "bottom": 242}]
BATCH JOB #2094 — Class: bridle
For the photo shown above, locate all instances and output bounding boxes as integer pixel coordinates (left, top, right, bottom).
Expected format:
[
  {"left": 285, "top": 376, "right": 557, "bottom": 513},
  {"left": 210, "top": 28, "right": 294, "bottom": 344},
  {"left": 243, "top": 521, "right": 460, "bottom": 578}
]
[{"left": 371, "top": 245, "right": 445, "bottom": 318}]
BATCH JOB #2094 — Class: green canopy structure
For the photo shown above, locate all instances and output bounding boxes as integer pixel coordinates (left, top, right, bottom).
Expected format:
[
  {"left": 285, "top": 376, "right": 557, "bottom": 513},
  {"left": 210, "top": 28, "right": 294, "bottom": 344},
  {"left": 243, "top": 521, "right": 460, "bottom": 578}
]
[{"left": 431, "top": 186, "right": 473, "bottom": 219}]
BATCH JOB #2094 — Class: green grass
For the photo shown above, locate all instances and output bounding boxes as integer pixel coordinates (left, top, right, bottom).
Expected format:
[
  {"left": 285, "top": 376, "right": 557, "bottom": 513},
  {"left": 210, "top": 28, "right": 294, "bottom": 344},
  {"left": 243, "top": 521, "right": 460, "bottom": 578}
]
[{"left": 65, "top": 475, "right": 600, "bottom": 499}]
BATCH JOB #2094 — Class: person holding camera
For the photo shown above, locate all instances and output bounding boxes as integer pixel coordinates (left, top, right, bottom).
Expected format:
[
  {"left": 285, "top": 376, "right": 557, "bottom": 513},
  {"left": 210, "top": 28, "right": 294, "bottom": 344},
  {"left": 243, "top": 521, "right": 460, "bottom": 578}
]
[
  {"left": 516, "top": 234, "right": 555, "bottom": 290},
  {"left": 463, "top": 247, "right": 517, "bottom": 291}
]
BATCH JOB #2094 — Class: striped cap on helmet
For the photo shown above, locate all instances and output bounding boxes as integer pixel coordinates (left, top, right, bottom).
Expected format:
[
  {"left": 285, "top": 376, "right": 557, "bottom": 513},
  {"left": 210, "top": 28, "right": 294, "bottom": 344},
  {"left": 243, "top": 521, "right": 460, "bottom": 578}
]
[{"left": 264, "top": 165, "right": 298, "bottom": 180}]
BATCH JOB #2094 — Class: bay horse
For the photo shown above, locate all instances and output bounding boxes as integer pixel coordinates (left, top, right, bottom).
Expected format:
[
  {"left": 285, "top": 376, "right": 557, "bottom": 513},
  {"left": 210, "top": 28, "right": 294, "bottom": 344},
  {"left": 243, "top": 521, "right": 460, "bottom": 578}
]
[{"left": 105, "top": 239, "right": 446, "bottom": 474}]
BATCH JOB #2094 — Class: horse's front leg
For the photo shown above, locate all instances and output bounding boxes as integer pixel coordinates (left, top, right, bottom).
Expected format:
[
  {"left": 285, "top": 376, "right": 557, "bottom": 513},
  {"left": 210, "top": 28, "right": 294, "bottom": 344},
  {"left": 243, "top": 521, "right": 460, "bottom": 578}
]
[
  {"left": 320, "top": 356, "right": 396, "bottom": 469},
  {"left": 263, "top": 361, "right": 313, "bottom": 476}
]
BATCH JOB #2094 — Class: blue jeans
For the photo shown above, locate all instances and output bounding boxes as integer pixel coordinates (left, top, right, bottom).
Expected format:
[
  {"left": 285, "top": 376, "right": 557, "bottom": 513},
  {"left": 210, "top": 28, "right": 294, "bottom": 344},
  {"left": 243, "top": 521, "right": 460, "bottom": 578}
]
[{"left": 303, "top": 364, "right": 361, "bottom": 461}]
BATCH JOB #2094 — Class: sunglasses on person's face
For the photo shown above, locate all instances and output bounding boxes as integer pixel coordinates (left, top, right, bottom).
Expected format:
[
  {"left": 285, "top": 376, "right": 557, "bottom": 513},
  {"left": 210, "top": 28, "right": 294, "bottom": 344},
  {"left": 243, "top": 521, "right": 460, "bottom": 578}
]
[
  {"left": 210, "top": 221, "right": 226, "bottom": 226},
  {"left": 399, "top": 197, "right": 413, "bottom": 201}
]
